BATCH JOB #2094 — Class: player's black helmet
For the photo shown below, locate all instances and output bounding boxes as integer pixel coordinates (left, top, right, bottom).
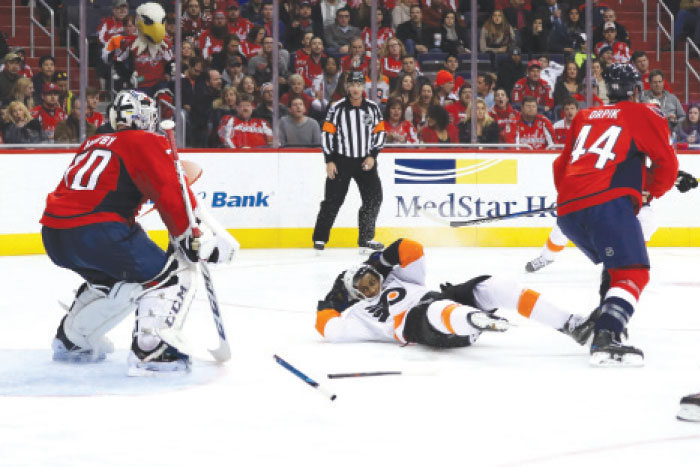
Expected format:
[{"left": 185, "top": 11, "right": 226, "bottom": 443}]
[{"left": 602, "top": 63, "right": 643, "bottom": 101}]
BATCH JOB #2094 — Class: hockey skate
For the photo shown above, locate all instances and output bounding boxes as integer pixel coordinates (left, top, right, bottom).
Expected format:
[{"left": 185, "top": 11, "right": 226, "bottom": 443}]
[
  {"left": 127, "top": 338, "right": 191, "bottom": 376},
  {"left": 467, "top": 311, "right": 511, "bottom": 332},
  {"left": 525, "top": 255, "right": 553, "bottom": 273},
  {"left": 560, "top": 307, "right": 602, "bottom": 346},
  {"left": 313, "top": 241, "right": 325, "bottom": 251},
  {"left": 677, "top": 393, "right": 700, "bottom": 422},
  {"left": 589, "top": 329, "right": 644, "bottom": 367},
  {"left": 359, "top": 240, "right": 384, "bottom": 254},
  {"left": 52, "top": 317, "right": 112, "bottom": 363}
]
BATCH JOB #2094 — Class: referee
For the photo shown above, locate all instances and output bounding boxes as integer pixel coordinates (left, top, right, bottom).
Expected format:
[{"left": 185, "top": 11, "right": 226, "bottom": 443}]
[{"left": 312, "top": 71, "right": 386, "bottom": 252}]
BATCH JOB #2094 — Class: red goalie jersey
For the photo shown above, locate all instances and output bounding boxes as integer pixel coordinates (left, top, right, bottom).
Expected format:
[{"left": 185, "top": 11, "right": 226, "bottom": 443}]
[
  {"left": 40, "top": 131, "right": 196, "bottom": 237},
  {"left": 553, "top": 102, "right": 678, "bottom": 216}
]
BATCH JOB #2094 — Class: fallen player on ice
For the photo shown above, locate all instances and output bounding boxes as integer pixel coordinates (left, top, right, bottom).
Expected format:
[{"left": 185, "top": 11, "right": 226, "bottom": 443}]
[{"left": 315, "top": 238, "right": 596, "bottom": 350}]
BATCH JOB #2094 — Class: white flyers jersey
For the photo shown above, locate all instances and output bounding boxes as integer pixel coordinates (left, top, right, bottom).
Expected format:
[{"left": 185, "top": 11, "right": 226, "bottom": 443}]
[{"left": 319, "top": 239, "right": 428, "bottom": 344}]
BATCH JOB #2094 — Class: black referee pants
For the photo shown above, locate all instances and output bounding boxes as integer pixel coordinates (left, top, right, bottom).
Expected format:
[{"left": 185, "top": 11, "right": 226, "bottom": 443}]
[{"left": 312, "top": 157, "right": 383, "bottom": 245}]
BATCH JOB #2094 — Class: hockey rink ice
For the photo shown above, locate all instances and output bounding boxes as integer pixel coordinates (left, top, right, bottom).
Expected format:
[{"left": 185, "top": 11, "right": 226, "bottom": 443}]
[{"left": 1, "top": 246, "right": 700, "bottom": 466}]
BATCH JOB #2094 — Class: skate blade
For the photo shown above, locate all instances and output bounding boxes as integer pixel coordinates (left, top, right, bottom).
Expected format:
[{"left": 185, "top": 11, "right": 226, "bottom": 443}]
[
  {"left": 589, "top": 351, "right": 644, "bottom": 367},
  {"left": 677, "top": 404, "right": 700, "bottom": 422}
]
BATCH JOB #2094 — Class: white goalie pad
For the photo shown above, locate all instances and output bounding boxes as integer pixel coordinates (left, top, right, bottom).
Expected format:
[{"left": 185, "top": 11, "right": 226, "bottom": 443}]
[
  {"left": 64, "top": 281, "right": 143, "bottom": 352},
  {"left": 134, "top": 256, "right": 197, "bottom": 354}
]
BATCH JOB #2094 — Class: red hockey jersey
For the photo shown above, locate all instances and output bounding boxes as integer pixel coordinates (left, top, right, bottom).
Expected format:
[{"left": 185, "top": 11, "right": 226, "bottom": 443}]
[
  {"left": 41, "top": 130, "right": 196, "bottom": 237},
  {"left": 217, "top": 116, "right": 272, "bottom": 148},
  {"left": 228, "top": 17, "right": 253, "bottom": 41},
  {"left": 31, "top": 105, "right": 67, "bottom": 141},
  {"left": 511, "top": 77, "right": 554, "bottom": 109},
  {"left": 385, "top": 120, "right": 418, "bottom": 144},
  {"left": 502, "top": 114, "right": 554, "bottom": 149},
  {"left": 553, "top": 102, "right": 678, "bottom": 216}
]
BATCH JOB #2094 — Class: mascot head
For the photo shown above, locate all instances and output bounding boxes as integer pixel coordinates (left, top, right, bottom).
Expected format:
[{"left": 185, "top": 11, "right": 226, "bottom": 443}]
[{"left": 136, "top": 2, "right": 166, "bottom": 45}]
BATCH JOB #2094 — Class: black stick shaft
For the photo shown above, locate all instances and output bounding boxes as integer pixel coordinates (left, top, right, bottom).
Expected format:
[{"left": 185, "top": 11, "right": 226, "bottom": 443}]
[{"left": 327, "top": 371, "right": 402, "bottom": 379}]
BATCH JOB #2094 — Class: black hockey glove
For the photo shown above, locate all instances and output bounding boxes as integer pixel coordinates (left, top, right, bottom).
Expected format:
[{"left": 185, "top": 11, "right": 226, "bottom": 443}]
[
  {"left": 675, "top": 170, "right": 698, "bottom": 193},
  {"left": 317, "top": 273, "right": 356, "bottom": 312},
  {"left": 364, "top": 251, "right": 394, "bottom": 278}
]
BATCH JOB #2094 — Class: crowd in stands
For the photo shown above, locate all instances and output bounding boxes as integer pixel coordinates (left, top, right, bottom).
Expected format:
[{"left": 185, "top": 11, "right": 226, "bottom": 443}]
[{"left": 0, "top": 0, "right": 699, "bottom": 148}]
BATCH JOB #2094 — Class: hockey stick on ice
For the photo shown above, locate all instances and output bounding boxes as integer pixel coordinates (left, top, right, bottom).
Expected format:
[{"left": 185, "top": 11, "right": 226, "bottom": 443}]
[
  {"left": 417, "top": 205, "right": 558, "bottom": 227},
  {"left": 273, "top": 355, "right": 337, "bottom": 401},
  {"left": 160, "top": 120, "right": 231, "bottom": 363}
]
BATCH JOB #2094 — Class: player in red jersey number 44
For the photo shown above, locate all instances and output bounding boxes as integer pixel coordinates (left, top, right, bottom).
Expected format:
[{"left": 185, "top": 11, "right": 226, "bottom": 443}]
[{"left": 553, "top": 64, "right": 679, "bottom": 367}]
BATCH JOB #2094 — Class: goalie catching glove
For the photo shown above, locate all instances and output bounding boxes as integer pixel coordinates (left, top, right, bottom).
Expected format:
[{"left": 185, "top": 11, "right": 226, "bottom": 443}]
[{"left": 675, "top": 170, "right": 698, "bottom": 193}]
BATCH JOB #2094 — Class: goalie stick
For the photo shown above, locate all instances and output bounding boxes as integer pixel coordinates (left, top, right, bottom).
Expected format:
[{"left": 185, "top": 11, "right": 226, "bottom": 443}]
[{"left": 160, "top": 120, "right": 231, "bottom": 363}]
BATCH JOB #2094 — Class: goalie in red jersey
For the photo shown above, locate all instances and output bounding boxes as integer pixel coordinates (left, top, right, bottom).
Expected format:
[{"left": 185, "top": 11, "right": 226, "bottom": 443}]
[
  {"left": 40, "top": 90, "right": 238, "bottom": 374},
  {"left": 553, "top": 63, "right": 679, "bottom": 367}
]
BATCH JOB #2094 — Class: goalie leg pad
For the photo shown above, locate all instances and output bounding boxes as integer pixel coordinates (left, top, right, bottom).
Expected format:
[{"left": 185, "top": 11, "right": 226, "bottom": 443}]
[
  {"left": 132, "top": 258, "right": 196, "bottom": 357},
  {"left": 63, "top": 282, "right": 143, "bottom": 349}
]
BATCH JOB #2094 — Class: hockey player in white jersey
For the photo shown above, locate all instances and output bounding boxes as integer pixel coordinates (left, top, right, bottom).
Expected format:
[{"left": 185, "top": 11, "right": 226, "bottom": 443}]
[{"left": 316, "top": 238, "right": 598, "bottom": 348}]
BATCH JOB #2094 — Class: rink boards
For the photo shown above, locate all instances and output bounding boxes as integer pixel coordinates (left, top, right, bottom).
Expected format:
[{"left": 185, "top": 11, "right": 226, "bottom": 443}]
[{"left": 3, "top": 148, "right": 700, "bottom": 255}]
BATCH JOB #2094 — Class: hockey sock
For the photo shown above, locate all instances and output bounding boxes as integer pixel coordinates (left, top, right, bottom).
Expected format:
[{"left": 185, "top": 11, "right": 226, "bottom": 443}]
[
  {"left": 595, "top": 268, "right": 649, "bottom": 334},
  {"left": 426, "top": 300, "right": 480, "bottom": 338},
  {"left": 516, "top": 288, "right": 570, "bottom": 330},
  {"left": 539, "top": 224, "right": 568, "bottom": 261}
]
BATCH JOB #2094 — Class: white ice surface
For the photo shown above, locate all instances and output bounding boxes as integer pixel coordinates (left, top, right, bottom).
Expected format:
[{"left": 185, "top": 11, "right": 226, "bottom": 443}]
[{"left": 1, "top": 247, "right": 700, "bottom": 466}]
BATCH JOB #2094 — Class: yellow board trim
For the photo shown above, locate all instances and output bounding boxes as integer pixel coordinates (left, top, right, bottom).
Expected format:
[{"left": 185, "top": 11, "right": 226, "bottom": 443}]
[{"left": 6, "top": 227, "right": 700, "bottom": 256}]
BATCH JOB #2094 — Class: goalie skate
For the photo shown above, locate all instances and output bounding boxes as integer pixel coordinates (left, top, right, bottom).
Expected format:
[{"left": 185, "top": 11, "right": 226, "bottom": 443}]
[
  {"left": 525, "top": 255, "right": 553, "bottom": 273},
  {"left": 127, "top": 338, "right": 191, "bottom": 376},
  {"left": 52, "top": 317, "right": 112, "bottom": 363},
  {"left": 467, "top": 311, "right": 511, "bottom": 332},
  {"left": 677, "top": 393, "right": 700, "bottom": 422},
  {"left": 589, "top": 330, "right": 644, "bottom": 367}
]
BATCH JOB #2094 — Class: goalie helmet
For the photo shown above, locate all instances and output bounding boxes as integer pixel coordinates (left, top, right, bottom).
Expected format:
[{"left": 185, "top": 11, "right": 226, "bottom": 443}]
[
  {"left": 602, "top": 63, "right": 642, "bottom": 102},
  {"left": 109, "top": 90, "right": 158, "bottom": 132},
  {"left": 342, "top": 263, "right": 382, "bottom": 300}
]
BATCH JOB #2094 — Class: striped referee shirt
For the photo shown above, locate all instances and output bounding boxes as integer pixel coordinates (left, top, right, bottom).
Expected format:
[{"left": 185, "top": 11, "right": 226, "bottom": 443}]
[{"left": 321, "top": 97, "right": 386, "bottom": 163}]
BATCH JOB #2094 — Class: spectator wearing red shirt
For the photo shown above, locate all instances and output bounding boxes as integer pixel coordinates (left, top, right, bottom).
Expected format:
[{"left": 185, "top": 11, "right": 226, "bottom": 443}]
[
  {"left": 502, "top": 95, "right": 555, "bottom": 149},
  {"left": 0, "top": 48, "right": 33, "bottom": 79},
  {"left": 241, "top": 25, "right": 265, "bottom": 60},
  {"left": 552, "top": 97, "right": 578, "bottom": 144},
  {"left": 631, "top": 51, "right": 673, "bottom": 92},
  {"left": 293, "top": 32, "right": 314, "bottom": 75},
  {"left": 85, "top": 87, "right": 105, "bottom": 129},
  {"left": 361, "top": 8, "right": 395, "bottom": 50},
  {"left": 445, "top": 82, "right": 472, "bottom": 125},
  {"left": 280, "top": 74, "right": 314, "bottom": 114},
  {"left": 594, "top": 22, "right": 630, "bottom": 64},
  {"left": 406, "top": 82, "right": 439, "bottom": 131},
  {"left": 490, "top": 87, "right": 521, "bottom": 140},
  {"left": 199, "top": 9, "right": 229, "bottom": 61},
  {"left": 299, "top": 36, "right": 327, "bottom": 88},
  {"left": 380, "top": 37, "right": 406, "bottom": 84},
  {"left": 31, "top": 82, "right": 67, "bottom": 142},
  {"left": 340, "top": 37, "right": 371, "bottom": 73},
  {"left": 419, "top": 104, "right": 459, "bottom": 144},
  {"left": 384, "top": 96, "right": 418, "bottom": 145},
  {"left": 218, "top": 93, "right": 273, "bottom": 148},
  {"left": 434, "top": 70, "right": 457, "bottom": 105},
  {"left": 227, "top": 1, "right": 253, "bottom": 41},
  {"left": 511, "top": 59, "right": 554, "bottom": 112},
  {"left": 97, "top": 0, "right": 128, "bottom": 48},
  {"left": 182, "top": 0, "right": 210, "bottom": 44}
]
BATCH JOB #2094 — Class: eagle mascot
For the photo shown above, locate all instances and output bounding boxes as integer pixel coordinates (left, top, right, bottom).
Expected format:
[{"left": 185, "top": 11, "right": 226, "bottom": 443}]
[{"left": 114, "top": 2, "right": 173, "bottom": 96}]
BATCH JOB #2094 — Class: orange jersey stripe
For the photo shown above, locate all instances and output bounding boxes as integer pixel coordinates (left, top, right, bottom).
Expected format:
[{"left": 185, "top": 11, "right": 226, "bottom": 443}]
[
  {"left": 517, "top": 289, "right": 540, "bottom": 318},
  {"left": 315, "top": 308, "right": 341, "bottom": 337},
  {"left": 398, "top": 238, "right": 424, "bottom": 268},
  {"left": 546, "top": 237, "right": 566, "bottom": 252},
  {"left": 393, "top": 310, "right": 407, "bottom": 341},
  {"left": 441, "top": 303, "right": 460, "bottom": 334},
  {"left": 322, "top": 121, "right": 337, "bottom": 134}
]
